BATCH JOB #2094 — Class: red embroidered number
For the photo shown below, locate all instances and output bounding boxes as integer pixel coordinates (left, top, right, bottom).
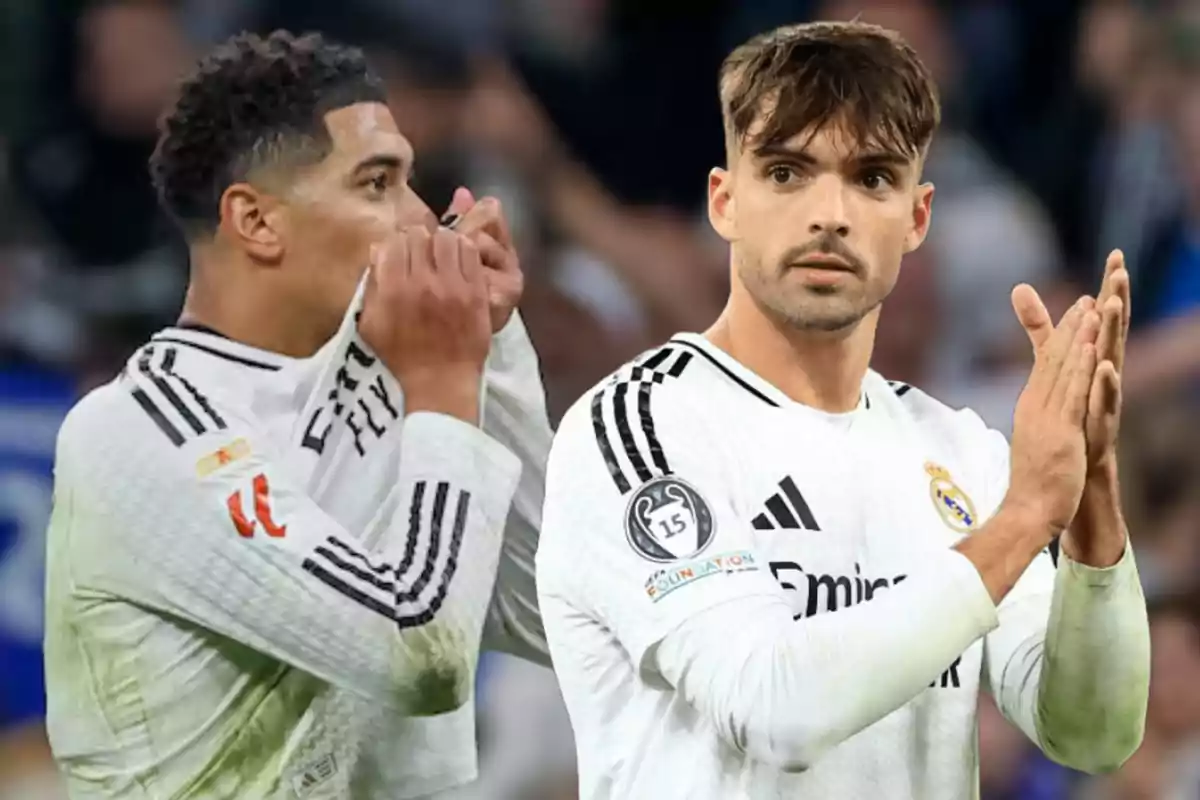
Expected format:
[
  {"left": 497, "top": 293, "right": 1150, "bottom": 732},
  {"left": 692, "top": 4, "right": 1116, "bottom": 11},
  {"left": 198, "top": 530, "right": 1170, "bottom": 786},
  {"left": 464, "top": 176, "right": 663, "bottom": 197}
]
[{"left": 227, "top": 473, "right": 287, "bottom": 538}]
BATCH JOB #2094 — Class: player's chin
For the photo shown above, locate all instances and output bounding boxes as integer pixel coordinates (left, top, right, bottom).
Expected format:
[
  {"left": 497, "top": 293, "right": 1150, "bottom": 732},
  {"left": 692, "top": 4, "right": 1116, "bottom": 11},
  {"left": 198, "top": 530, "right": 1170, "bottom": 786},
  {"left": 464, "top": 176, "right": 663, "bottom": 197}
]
[{"left": 782, "top": 297, "right": 868, "bottom": 333}]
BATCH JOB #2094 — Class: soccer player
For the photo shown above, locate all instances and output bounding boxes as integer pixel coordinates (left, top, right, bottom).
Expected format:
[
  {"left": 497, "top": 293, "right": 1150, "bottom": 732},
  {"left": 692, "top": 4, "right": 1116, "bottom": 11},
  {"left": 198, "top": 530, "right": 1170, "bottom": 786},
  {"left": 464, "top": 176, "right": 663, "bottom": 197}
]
[
  {"left": 44, "top": 31, "right": 551, "bottom": 799},
  {"left": 536, "top": 21, "right": 1151, "bottom": 799}
]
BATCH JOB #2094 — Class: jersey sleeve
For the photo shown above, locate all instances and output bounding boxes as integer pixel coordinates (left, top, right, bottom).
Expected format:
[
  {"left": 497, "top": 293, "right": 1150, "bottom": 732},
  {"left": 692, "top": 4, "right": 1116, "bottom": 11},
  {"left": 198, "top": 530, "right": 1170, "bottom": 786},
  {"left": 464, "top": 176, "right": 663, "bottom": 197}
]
[
  {"left": 979, "top": 425, "right": 1150, "bottom": 771},
  {"left": 478, "top": 313, "right": 553, "bottom": 666},
  {"left": 55, "top": 377, "right": 520, "bottom": 715},
  {"left": 539, "top": 378, "right": 787, "bottom": 676}
]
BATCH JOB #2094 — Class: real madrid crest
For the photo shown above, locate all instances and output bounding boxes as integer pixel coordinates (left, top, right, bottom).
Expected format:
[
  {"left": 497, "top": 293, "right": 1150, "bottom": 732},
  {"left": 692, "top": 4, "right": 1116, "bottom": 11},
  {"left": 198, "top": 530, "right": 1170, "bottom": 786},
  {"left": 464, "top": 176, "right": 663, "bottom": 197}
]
[
  {"left": 625, "top": 475, "right": 716, "bottom": 562},
  {"left": 925, "top": 462, "right": 978, "bottom": 534}
]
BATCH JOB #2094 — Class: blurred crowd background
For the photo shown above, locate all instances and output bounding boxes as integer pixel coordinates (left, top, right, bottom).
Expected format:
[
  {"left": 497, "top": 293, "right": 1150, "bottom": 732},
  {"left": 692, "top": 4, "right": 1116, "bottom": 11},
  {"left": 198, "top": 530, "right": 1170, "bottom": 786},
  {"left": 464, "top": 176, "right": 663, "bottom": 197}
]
[{"left": 0, "top": 0, "right": 1198, "bottom": 798}]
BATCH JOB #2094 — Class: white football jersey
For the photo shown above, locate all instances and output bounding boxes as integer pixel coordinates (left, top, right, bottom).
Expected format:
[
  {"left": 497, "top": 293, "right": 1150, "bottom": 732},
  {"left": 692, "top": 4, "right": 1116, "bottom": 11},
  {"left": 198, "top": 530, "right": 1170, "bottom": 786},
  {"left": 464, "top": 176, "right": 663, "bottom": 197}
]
[
  {"left": 44, "top": 285, "right": 552, "bottom": 800},
  {"left": 537, "top": 332, "right": 1061, "bottom": 800}
]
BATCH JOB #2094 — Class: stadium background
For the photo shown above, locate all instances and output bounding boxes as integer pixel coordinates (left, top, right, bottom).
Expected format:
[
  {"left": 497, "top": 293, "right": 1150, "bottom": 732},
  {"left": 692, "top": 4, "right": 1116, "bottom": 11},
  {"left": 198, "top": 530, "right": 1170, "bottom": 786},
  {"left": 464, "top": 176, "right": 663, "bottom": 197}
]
[{"left": 0, "top": 0, "right": 1198, "bottom": 797}]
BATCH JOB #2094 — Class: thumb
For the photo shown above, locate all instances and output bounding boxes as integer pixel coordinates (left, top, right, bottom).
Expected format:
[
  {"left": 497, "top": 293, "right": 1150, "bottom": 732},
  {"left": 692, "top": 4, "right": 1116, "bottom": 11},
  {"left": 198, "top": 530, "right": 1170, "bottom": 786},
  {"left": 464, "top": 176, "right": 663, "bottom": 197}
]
[
  {"left": 1011, "top": 283, "right": 1054, "bottom": 350},
  {"left": 441, "top": 187, "right": 476, "bottom": 227}
]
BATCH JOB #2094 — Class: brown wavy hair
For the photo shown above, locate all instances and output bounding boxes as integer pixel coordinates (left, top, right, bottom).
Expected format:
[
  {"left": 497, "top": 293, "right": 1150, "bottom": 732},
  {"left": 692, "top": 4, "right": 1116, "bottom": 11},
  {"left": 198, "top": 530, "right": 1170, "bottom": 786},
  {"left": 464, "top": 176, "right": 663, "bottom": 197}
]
[{"left": 719, "top": 21, "right": 941, "bottom": 162}]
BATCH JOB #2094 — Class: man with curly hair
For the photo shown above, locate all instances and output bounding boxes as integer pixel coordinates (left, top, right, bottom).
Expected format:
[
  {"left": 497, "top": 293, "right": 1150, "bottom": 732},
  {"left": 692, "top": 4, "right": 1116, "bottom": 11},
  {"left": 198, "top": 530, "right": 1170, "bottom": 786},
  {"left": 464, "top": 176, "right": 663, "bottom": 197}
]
[{"left": 43, "top": 30, "right": 552, "bottom": 799}]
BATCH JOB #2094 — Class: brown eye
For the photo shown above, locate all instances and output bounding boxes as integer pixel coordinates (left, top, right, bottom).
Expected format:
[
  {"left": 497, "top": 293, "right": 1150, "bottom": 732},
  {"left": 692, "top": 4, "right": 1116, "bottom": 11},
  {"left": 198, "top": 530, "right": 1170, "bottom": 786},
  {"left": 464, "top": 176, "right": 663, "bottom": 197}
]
[
  {"left": 768, "top": 165, "right": 795, "bottom": 184},
  {"left": 860, "top": 169, "right": 893, "bottom": 190}
]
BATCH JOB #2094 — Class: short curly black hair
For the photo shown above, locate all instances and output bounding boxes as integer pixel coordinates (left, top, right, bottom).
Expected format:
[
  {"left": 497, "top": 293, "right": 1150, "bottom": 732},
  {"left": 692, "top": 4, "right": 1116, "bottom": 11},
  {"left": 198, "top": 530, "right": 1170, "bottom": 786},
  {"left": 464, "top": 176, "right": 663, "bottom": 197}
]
[{"left": 150, "top": 30, "right": 386, "bottom": 235}]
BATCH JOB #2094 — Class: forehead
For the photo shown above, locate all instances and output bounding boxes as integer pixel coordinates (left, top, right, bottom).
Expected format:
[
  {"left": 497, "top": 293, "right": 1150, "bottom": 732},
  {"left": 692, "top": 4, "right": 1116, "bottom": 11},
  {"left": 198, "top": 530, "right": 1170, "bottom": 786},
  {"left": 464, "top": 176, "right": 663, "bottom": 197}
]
[
  {"left": 320, "top": 102, "right": 413, "bottom": 166},
  {"left": 743, "top": 118, "right": 907, "bottom": 164}
]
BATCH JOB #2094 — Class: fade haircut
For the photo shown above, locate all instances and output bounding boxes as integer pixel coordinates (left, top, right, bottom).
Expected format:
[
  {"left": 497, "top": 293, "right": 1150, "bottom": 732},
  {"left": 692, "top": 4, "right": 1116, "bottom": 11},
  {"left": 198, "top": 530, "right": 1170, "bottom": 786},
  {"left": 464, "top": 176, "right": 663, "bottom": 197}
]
[
  {"left": 719, "top": 21, "right": 940, "bottom": 163},
  {"left": 150, "top": 30, "right": 386, "bottom": 235}
]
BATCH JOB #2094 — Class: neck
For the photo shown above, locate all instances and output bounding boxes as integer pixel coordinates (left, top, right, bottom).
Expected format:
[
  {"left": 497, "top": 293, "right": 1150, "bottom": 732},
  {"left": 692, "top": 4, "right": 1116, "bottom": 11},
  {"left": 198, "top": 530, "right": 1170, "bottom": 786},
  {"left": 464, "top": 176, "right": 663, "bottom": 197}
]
[
  {"left": 706, "top": 283, "right": 877, "bottom": 413},
  {"left": 179, "top": 245, "right": 329, "bottom": 359}
]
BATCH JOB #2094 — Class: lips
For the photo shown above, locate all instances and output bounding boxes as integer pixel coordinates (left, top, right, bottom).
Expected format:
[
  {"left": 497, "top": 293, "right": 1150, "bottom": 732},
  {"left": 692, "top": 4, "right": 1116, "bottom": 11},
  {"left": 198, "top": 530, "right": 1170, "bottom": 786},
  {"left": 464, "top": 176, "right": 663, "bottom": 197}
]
[{"left": 791, "top": 256, "right": 856, "bottom": 273}]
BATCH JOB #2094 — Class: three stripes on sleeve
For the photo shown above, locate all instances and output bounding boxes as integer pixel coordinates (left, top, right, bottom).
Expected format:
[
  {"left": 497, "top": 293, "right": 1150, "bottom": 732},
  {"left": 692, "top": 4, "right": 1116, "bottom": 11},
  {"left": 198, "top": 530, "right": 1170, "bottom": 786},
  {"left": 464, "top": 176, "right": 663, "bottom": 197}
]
[{"left": 301, "top": 481, "right": 470, "bottom": 629}]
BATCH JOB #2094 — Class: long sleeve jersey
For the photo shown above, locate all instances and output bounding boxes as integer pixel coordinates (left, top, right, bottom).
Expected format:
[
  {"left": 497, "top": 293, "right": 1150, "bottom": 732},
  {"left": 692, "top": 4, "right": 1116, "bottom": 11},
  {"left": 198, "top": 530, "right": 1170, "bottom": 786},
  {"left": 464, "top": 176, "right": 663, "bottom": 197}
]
[
  {"left": 536, "top": 333, "right": 1150, "bottom": 799},
  {"left": 44, "top": 288, "right": 552, "bottom": 800}
]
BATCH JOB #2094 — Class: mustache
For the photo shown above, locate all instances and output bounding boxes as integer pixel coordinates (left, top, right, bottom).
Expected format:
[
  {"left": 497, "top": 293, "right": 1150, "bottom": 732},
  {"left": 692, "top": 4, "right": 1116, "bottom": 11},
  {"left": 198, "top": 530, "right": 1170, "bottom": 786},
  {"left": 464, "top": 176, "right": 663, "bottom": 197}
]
[{"left": 779, "top": 234, "right": 866, "bottom": 276}]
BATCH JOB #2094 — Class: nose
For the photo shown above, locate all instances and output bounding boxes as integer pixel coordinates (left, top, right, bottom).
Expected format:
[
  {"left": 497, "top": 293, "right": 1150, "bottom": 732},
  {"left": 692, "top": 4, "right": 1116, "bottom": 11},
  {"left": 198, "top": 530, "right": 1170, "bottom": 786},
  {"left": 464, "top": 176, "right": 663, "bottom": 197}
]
[
  {"left": 398, "top": 186, "right": 440, "bottom": 233},
  {"left": 806, "top": 174, "right": 850, "bottom": 238}
]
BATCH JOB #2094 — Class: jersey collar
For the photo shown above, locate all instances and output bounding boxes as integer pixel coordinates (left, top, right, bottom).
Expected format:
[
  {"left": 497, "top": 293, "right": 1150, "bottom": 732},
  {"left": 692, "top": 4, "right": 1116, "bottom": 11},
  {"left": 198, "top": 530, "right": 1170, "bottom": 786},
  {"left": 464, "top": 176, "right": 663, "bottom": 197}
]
[
  {"left": 150, "top": 326, "right": 301, "bottom": 372},
  {"left": 667, "top": 332, "right": 871, "bottom": 415}
]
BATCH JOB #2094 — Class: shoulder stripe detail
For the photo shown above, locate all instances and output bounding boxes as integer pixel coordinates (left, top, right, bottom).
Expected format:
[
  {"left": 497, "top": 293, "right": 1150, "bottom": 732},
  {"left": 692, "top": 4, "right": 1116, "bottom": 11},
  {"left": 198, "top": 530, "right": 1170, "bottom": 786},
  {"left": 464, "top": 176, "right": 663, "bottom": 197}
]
[
  {"left": 641, "top": 348, "right": 674, "bottom": 371},
  {"left": 127, "top": 346, "right": 228, "bottom": 446},
  {"left": 139, "top": 349, "right": 205, "bottom": 435},
  {"left": 592, "top": 345, "right": 692, "bottom": 495},
  {"left": 667, "top": 350, "right": 693, "bottom": 377},
  {"left": 151, "top": 336, "right": 282, "bottom": 371},
  {"left": 591, "top": 390, "right": 630, "bottom": 494},
  {"left": 299, "top": 479, "right": 469, "bottom": 631},
  {"left": 161, "top": 347, "right": 227, "bottom": 430},
  {"left": 613, "top": 382, "right": 653, "bottom": 484},
  {"left": 130, "top": 386, "right": 185, "bottom": 446},
  {"left": 888, "top": 380, "right": 913, "bottom": 397},
  {"left": 637, "top": 381, "right": 670, "bottom": 474},
  {"left": 668, "top": 339, "right": 779, "bottom": 407}
]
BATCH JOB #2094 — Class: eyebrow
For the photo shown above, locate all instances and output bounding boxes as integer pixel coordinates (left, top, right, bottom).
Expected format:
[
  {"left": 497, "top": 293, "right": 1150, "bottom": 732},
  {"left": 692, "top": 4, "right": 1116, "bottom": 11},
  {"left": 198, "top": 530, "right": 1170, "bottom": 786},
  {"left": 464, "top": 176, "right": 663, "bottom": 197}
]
[
  {"left": 751, "top": 143, "right": 817, "bottom": 163},
  {"left": 751, "top": 143, "right": 912, "bottom": 168},
  {"left": 854, "top": 151, "right": 912, "bottom": 168},
  {"left": 351, "top": 153, "right": 409, "bottom": 176}
]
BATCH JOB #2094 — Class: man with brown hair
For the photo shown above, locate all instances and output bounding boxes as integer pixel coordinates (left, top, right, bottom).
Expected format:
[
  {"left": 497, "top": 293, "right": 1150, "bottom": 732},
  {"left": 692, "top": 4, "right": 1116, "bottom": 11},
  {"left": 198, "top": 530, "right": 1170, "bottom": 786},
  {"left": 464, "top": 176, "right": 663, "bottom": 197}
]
[{"left": 536, "top": 20, "right": 1150, "bottom": 798}]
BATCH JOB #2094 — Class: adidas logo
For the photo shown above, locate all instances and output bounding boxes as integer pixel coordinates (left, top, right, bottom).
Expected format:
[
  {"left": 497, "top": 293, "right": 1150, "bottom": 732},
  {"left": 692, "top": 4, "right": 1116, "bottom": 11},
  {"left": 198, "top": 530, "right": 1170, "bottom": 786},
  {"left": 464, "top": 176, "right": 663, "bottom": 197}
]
[
  {"left": 751, "top": 476, "right": 820, "bottom": 531},
  {"left": 291, "top": 753, "right": 338, "bottom": 797}
]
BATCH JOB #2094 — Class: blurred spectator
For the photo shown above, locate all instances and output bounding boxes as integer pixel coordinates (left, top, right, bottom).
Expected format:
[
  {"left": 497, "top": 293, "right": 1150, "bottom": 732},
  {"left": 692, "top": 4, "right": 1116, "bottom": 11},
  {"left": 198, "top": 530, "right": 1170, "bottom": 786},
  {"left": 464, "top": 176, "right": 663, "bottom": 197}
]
[
  {"left": 1021, "top": 0, "right": 1181, "bottom": 278},
  {"left": 1117, "top": 392, "right": 1200, "bottom": 600},
  {"left": 5, "top": 0, "right": 192, "bottom": 374}
]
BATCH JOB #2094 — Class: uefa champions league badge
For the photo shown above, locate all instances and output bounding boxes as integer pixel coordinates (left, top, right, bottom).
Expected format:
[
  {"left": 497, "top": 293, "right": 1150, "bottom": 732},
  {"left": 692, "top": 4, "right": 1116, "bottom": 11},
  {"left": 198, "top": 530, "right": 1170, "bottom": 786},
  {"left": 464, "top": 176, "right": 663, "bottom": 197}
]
[
  {"left": 625, "top": 475, "right": 716, "bottom": 562},
  {"left": 925, "top": 462, "right": 978, "bottom": 534}
]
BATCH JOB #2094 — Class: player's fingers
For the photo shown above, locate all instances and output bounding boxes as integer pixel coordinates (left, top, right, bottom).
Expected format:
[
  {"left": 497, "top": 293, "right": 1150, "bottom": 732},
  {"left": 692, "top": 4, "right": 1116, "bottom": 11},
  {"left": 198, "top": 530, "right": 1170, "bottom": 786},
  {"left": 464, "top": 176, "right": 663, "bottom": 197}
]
[
  {"left": 1051, "top": 307, "right": 1099, "bottom": 411},
  {"left": 1096, "top": 249, "right": 1123, "bottom": 306},
  {"left": 373, "top": 234, "right": 410, "bottom": 295},
  {"left": 1119, "top": 269, "right": 1132, "bottom": 345},
  {"left": 1064, "top": 342, "right": 1097, "bottom": 426},
  {"left": 471, "top": 230, "right": 504, "bottom": 270},
  {"left": 1011, "top": 284, "right": 1054, "bottom": 350},
  {"left": 468, "top": 230, "right": 513, "bottom": 275},
  {"left": 459, "top": 233, "right": 484, "bottom": 287},
  {"left": 363, "top": 243, "right": 383, "bottom": 300},
  {"left": 1095, "top": 294, "right": 1122, "bottom": 364},
  {"left": 477, "top": 196, "right": 513, "bottom": 247},
  {"left": 1087, "top": 353, "right": 1105, "bottom": 424},
  {"left": 1052, "top": 307, "right": 1095, "bottom": 400},
  {"left": 431, "top": 226, "right": 461, "bottom": 280},
  {"left": 440, "top": 186, "right": 476, "bottom": 228},
  {"left": 458, "top": 235, "right": 489, "bottom": 327},
  {"left": 1110, "top": 270, "right": 1131, "bottom": 373},
  {"left": 451, "top": 196, "right": 513, "bottom": 248},
  {"left": 1041, "top": 298, "right": 1086, "bottom": 375},
  {"left": 406, "top": 227, "right": 432, "bottom": 286}
]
